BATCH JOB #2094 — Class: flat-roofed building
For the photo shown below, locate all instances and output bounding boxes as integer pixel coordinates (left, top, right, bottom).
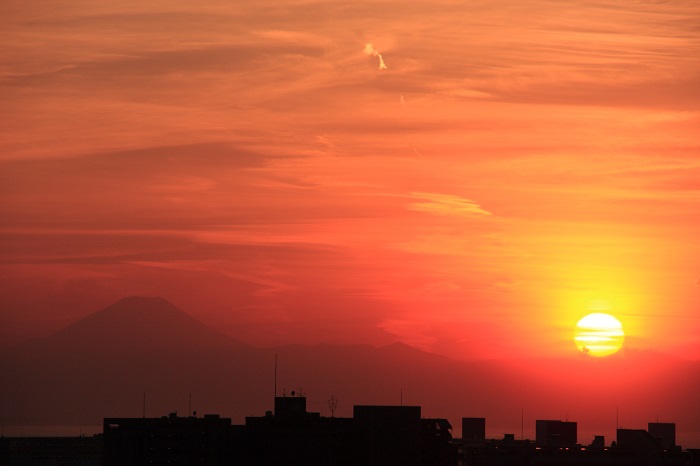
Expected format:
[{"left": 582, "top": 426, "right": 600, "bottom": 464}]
[
  {"left": 649, "top": 422, "right": 676, "bottom": 450},
  {"left": 462, "top": 417, "right": 486, "bottom": 446},
  {"left": 535, "top": 420, "right": 577, "bottom": 448}
]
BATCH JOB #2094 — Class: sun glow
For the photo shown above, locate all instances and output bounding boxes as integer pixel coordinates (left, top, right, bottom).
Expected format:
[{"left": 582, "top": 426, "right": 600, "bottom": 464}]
[{"left": 574, "top": 313, "right": 625, "bottom": 357}]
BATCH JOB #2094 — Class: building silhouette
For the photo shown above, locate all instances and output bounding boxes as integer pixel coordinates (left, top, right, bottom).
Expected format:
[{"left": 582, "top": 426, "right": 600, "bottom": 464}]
[
  {"left": 461, "top": 417, "right": 486, "bottom": 446},
  {"left": 240, "top": 395, "right": 355, "bottom": 466},
  {"left": 102, "top": 396, "right": 455, "bottom": 466},
  {"left": 535, "top": 419, "right": 577, "bottom": 448},
  {"left": 0, "top": 436, "right": 102, "bottom": 466},
  {"left": 4, "top": 399, "right": 697, "bottom": 466},
  {"left": 103, "top": 412, "right": 232, "bottom": 466},
  {"left": 353, "top": 405, "right": 423, "bottom": 466},
  {"left": 649, "top": 422, "right": 677, "bottom": 451},
  {"left": 422, "top": 418, "right": 455, "bottom": 466}
]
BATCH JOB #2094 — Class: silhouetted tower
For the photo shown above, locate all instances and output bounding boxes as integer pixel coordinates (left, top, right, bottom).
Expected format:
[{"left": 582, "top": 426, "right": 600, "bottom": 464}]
[
  {"left": 648, "top": 422, "right": 676, "bottom": 450},
  {"left": 462, "top": 418, "right": 486, "bottom": 447}
]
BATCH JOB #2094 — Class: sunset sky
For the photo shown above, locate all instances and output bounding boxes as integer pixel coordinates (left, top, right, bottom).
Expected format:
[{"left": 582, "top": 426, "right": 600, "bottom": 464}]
[{"left": 2, "top": 0, "right": 699, "bottom": 361}]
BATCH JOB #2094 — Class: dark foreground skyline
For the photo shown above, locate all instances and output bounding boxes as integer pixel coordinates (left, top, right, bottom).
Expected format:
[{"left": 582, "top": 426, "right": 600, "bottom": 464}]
[
  {"left": 99, "top": 397, "right": 698, "bottom": 466},
  {"left": 2, "top": 394, "right": 699, "bottom": 466}
]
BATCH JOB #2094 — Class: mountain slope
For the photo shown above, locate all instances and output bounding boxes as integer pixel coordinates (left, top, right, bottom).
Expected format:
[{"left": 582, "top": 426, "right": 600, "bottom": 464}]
[{"left": 18, "top": 296, "right": 241, "bottom": 356}]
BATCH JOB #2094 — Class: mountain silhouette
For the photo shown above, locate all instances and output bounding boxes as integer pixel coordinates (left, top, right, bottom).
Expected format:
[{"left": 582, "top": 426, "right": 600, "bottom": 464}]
[
  {"left": 1, "top": 297, "right": 263, "bottom": 425},
  {"left": 25, "top": 296, "right": 241, "bottom": 355},
  {"left": 1, "top": 297, "right": 699, "bottom": 447}
]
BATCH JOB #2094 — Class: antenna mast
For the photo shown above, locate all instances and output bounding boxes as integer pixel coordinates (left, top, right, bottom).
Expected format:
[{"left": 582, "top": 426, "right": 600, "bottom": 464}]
[
  {"left": 328, "top": 395, "right": 339, "bottom": 418},
  {"left": 274, "top": 353, "right": 278, "bottom": 415},
  {"left": 274, "top": 354, "right": 278, "bottom": 397}
]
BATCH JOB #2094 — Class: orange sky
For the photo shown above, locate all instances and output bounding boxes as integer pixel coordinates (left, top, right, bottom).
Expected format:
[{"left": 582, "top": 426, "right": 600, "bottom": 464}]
[{"left": 1, "top": 0, "right": 699, "bottom": 361}]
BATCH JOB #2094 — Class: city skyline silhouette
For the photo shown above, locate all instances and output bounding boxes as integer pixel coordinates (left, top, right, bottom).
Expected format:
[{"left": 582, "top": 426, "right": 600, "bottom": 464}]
[{"left": 3, "top": 391, "right": 698, "bottom": 465}]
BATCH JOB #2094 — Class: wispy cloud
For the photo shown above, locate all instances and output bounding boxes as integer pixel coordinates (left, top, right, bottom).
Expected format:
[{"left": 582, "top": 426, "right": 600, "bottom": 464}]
[
  {"left": 408, "top": 192, "right": 492, "bottom": 217},
  {"left": 148, "top": 176, "right": 217, "bottom": 193},
  {"left": 440, "top": 89, "right": 494, "bottom": 100},
  {"left": 363, "top": 43, "right": 387, "bottom": 70}
]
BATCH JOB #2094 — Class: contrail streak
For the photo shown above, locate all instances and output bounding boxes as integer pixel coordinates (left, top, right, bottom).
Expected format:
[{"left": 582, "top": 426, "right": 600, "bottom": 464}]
[
  {"left": 410, "top": 143, "right": 424, "bottom": 158},
  {"left": 364, "top": 43, "right": 387, "bottom": 70}
]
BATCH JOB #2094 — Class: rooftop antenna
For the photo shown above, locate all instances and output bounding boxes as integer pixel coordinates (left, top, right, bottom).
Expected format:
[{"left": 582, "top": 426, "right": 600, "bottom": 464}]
[
  {"left": 274, "top": 353, "right": 278, "bottom": 417},
  {"left": 189, "top": 392, "right": 192, "bottom": 417},
  {"left": 400, "top": 389, "right": 403, "bottom": 406},
  {"left": 274, "top": 353, "right": 278, "bottom": 399},
  {"left": 328, "top": 395, "right": 339, "bottom": 418},
  {"left": 143, "top": 392, "right": 146, "bottom": 418},
  {"left": 521, "top": 408, "right": 524, "bottom": 440}
]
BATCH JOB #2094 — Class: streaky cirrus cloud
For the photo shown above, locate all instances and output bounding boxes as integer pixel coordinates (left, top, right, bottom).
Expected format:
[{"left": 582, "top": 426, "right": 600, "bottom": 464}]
[
  {"left": 407, "top": 192, "right": 492, "bottom": 217},
  {"left": 363, "top": 43, "right": 387, "bottom": 70}
]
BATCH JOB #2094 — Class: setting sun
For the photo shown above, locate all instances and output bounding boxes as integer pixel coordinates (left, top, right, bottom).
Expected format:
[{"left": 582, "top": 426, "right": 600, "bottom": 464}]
[{"left": 574, "top": 313, "right": 625, "bottom": 357}]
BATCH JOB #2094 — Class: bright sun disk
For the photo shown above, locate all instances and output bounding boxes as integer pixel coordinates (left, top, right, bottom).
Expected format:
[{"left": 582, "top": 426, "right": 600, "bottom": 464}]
[{"left": 574, "top": 312, "right": 625, "bottom": 357}]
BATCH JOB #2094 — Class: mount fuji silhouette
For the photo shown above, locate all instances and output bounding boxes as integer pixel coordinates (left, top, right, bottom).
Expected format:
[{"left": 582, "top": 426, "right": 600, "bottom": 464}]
[{"left": 31, "top": 296, "right": 240, "bottom": 354}]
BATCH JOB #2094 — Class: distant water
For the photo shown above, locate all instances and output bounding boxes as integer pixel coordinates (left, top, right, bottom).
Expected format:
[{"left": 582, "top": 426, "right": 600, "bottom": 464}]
[{"left": 1, "top": 425, "right": 102, "bottom": 437}]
